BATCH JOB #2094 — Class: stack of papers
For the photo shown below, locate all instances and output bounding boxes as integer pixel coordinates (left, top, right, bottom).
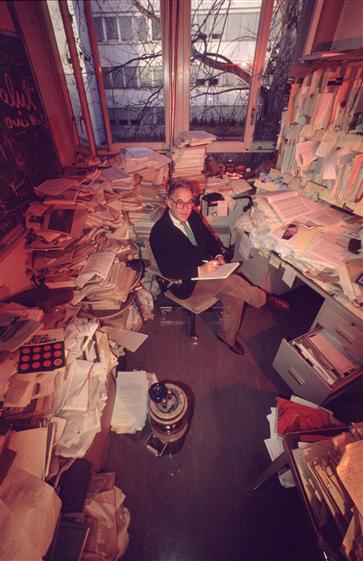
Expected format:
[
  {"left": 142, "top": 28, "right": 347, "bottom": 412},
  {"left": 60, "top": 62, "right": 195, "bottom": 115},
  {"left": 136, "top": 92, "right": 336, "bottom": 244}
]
[
  {"left": 73, "top": 260, "right": 140, "bottom": 310},
  {"left": 172, "top": 145, "right": 207, "bottom": 193},
  {"left": 76, "top": 252, "right": 116, "bottom": 289},
  {"left": 128, "top": 204, "right": 164, "bottom": 238},
  {"left": 175, "top": 130, "right": 216, "bottom": 147},
  {"left": 172, "top": 129, "right": 217, "bottom": 192},
  {"left": 53, "top": 325, "right": 118, "bottom": 458},
  {"left": 100, "top": 167, "right": 135, "bottom": 191},
  {"left": 248, "top": 189, "right": 362, "bottom": 304},
  {"left": 119, "top": 147, "right": 170, "bottom": 175},
  {"left": 111, "top": 370, "right": 149, "bottom": 434},
  {"left": 25, "top": 165, "right": 132, "bottom": 289}
]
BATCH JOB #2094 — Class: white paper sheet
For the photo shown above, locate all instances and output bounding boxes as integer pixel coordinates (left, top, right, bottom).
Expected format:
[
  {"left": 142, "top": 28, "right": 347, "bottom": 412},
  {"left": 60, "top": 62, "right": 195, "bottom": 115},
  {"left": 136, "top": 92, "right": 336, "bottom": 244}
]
[{"left": 103, "top": 327, "right": 148, "bottom": 352}]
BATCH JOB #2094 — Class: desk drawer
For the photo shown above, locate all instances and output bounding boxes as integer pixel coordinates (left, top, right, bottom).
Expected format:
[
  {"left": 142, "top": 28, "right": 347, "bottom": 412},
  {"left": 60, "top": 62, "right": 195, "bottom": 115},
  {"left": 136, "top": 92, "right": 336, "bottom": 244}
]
[
  {"left": 313, "top": 301, "right": 363, "bottom": 360},
  {"left": 272, "top": 339, "right": 331, "bottom": 404}
]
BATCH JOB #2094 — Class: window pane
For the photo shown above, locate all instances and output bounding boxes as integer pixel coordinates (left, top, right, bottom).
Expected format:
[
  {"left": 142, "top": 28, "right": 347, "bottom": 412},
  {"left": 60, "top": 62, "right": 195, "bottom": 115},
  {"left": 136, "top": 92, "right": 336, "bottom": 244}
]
[
  {"left": 253, "top": 0, "right": 304, "bottom": 142},
  {"left": 226, "top": 14, "right": 243, "bottom": 40},
  {"left": 242, "top": 12, "right": 260, "bottom": 36},
  {"left": 94, "top": 17, "right": 104, "bottom": 42},
  {"left": 124, "top": 66, "right": 138, "bottom": 88},
  {"left": 105, "top": 17, "right": 118, "bottom": 41},
  {"left": 102, "top": 66, "right": 113, "bottom": 89},
  {"left": 134, "top": 17, "right": 148, "bottom": 41},
  {"left": 93, "top": 0, "right": 164, "bottom": 142},
  {"left": 153, "top": 66, "right": 163, "bottom": 87},
  {"left": 119, "top": 16, "right": 134, "bottom": 41},
  {"left": 47, "top": 0, "right": 107, "bottom": 148},
  {"left": 152, "top": 19, "right": 161, "bottom": 41},
  {"left": 112, "top": 67, "right": 124, "bottom": 88},
  {"left": 190, "top": 0, "right": 262, "bottom": 140}
]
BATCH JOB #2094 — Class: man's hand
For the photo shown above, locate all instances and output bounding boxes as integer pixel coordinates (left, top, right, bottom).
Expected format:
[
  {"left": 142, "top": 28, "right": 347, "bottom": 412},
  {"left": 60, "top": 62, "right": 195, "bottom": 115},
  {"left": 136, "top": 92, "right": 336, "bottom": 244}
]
[
  {"left": 215, "top": 254, "right": 225, "bottom": 265},
  {"left": 200, "top": 260, "right": 219, "bottom": 274}
]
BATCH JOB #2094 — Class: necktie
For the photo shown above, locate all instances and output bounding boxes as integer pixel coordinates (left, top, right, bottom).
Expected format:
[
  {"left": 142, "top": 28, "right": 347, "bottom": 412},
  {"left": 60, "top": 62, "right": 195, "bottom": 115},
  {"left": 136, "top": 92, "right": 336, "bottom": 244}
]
[{"left": 182, "top": 221, "right": 197, "bottom": 245}]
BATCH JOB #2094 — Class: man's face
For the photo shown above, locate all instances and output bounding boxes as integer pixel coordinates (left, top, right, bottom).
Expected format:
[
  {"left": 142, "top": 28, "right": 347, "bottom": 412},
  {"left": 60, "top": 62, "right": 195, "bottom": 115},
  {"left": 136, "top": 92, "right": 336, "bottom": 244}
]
[{"left": 167, "top": 187, "right": 194, "bottom": 222}]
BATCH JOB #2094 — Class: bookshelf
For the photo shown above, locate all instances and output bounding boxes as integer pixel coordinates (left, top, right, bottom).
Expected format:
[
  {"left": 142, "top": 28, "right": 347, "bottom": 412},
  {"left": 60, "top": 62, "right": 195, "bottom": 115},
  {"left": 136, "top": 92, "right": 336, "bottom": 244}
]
[
  {"left": 277, "top": 55, "right": 363, "bottom": 216},
  {"left": 269, "top": 51, "right": 363, "bottom": 404}
]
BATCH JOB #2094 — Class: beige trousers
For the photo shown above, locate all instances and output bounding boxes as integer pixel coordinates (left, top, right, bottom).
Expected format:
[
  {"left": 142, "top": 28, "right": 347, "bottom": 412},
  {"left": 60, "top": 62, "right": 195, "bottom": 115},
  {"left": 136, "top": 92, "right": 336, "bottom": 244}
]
[{"left": 189, "top": 274, "right": 266, "bottom": 344}]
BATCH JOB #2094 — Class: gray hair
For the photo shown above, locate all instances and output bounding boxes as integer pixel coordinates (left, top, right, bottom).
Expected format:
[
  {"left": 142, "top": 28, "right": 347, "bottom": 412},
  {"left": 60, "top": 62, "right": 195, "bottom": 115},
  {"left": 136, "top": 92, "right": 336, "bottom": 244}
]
[{"left": 167, "top": 178, "right": 195, "bottom": 198}]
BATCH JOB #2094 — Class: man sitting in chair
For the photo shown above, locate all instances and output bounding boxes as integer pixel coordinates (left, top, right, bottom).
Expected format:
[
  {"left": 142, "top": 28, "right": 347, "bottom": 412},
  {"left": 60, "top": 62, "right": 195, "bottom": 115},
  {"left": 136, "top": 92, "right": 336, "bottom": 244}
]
[{"left": 150, "top": 179, "right": 289, "bottom": 355}]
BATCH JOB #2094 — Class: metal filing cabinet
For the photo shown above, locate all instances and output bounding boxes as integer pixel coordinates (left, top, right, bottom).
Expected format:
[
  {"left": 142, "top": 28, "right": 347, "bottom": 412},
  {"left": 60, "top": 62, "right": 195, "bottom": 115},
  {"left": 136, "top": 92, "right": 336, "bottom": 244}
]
[{"left": 272, "top": 300, "right": 363, "bottom": 404}]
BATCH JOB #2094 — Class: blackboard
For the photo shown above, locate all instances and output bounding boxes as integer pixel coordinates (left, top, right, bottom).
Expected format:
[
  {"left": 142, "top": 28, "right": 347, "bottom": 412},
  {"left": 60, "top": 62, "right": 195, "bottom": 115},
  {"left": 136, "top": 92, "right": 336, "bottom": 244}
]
[{"left": 0, "top": 31, "right": 61, "bottom": 240}]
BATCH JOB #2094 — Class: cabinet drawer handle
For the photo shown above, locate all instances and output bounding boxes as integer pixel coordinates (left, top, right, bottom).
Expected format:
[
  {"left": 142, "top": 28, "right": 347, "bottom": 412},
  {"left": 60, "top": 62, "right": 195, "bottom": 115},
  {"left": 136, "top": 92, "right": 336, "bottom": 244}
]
[
  {"left": 335, "top": 328, "right": 354, "bottom": 344},
  {"left": 288, "top": 368, "right": 304, "bottom": 386}
]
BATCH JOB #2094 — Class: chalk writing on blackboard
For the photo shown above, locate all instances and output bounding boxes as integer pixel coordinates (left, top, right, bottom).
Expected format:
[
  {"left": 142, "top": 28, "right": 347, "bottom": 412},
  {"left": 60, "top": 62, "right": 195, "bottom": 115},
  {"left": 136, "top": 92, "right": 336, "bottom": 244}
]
[{"left": 0, "top": 31, "right": 60, "bottom": 240}]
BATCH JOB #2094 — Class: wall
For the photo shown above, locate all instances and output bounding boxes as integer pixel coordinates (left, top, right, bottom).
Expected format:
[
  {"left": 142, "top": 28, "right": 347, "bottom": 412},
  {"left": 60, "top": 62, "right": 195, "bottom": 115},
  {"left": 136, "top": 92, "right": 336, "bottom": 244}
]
[
  {"left": 0, "top": 234, "right": 31, "bottom": 298},
  {"left": 0, "top": 1, "right": 77, "bottom": 296},
  {"left": 10, "top": 1, "right": 78, "bottom": 166}
]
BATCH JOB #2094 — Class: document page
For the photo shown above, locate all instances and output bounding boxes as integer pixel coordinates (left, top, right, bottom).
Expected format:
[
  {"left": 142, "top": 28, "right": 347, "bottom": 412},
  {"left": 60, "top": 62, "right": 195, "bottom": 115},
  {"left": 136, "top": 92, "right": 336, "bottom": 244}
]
[
  {"left": 270, "top": 196, "right": 313, "bottom": 222},
  {"left": 302, "top": 233, "right": 347, "bottom": 266},
  {"left": 76, "top": 252, "right": 115, "bottom": 288},
  {"left": 192, "top": 261, "right": 239, "bottom": 281}
]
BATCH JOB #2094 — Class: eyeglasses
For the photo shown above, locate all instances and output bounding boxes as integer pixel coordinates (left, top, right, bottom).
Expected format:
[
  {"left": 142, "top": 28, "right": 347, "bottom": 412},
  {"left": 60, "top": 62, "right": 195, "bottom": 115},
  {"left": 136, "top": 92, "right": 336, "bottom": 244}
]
[{"left": 170, "top": 198, "right": 194, "bottom": 210}]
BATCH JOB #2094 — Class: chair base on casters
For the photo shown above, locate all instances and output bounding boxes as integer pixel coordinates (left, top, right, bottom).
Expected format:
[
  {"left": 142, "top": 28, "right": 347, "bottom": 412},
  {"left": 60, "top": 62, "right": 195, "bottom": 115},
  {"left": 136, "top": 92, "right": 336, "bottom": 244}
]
[
  {"left": 189, "top": 311, "right": 199, "bottom": 345},
  {"left": 159, "top": 291, "right": 220, "bottom": 344}
]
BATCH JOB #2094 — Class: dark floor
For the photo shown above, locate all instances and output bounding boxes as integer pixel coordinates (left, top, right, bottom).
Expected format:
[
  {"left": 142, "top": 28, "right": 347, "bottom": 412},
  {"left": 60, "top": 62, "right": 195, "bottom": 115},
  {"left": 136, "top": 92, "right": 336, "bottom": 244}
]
[{"left": 104, "top": 285, "right": 328, "bottom": 561}]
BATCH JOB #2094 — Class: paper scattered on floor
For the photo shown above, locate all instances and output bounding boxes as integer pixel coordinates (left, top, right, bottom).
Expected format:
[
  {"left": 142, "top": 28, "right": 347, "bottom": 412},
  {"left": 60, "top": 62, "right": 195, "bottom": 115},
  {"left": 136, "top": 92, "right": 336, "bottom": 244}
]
[
  {"left": 111, "top": 370, "right": 149, "bottom": 434},
  {"left": 103, "top": 327, "right": 148, "bottom": 352}
]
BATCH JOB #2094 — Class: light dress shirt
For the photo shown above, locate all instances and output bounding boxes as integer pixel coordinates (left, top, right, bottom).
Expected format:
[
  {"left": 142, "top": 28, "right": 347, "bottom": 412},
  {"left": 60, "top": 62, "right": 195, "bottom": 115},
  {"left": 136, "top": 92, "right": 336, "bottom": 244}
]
[{"left": 169, "top": 211, "right": 197, "bottom": 246}]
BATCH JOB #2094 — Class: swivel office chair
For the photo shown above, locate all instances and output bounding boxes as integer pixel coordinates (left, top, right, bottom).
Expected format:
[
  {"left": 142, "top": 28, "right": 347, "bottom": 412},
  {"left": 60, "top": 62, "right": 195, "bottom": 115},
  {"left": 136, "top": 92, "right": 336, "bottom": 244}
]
[{"left": 144, "top": 240, "right": 220, "bottom": 344}]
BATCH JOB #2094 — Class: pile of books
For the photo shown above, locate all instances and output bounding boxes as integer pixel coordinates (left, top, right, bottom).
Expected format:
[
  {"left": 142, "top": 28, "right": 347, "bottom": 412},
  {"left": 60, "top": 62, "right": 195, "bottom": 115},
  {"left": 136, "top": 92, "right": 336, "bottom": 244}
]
[{"left": 172, "top": 130, "right": 217, "bottom": 194}]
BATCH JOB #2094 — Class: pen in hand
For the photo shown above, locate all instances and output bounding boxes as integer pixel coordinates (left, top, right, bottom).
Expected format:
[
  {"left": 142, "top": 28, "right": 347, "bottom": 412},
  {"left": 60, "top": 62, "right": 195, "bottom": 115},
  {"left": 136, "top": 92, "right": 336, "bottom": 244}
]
[{"left": 202, "top": 259, "right": 219, "bottom": 272}]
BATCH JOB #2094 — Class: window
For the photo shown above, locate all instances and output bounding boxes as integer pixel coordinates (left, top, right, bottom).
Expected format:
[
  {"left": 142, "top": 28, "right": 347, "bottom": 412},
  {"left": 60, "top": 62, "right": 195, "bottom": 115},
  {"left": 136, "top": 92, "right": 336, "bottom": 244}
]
[
  {"left": 119, "top": 16, "right": 133, "bottom": 41},
  {"left": 253, "top": 0, "right": 304, "bottom": 142},
  {"left": 104, "top": 17, "right": 118, "bottom": 41},
  {"left": 139, "top": 65, "right": 162, "bottom": 88},
  {"left": 48, "top": 0, "right": 303, "bottom": 150},
  {"left": 225, "top": 12, "right": 260, "bottom": 40},
  {"left": 190, "top": 2, "right": 262, "bottom": 140}
]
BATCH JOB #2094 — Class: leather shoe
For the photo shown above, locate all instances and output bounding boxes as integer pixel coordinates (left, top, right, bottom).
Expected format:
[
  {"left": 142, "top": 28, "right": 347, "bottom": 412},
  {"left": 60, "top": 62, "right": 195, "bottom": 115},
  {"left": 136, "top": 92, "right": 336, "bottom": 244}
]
[
  {"left": 217, "top": 334, "right": 245, "bottom": 355},
  {"left": 266, "top": 293, "right": 291, "bottom": 312}
]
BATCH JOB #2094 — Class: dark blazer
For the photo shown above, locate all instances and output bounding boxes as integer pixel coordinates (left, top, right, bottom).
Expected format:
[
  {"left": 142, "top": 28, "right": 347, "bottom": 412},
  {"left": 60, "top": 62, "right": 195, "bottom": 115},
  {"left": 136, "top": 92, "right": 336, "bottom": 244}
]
[{"left": 150, "top": 209, "right": 224, "bottom": 299}]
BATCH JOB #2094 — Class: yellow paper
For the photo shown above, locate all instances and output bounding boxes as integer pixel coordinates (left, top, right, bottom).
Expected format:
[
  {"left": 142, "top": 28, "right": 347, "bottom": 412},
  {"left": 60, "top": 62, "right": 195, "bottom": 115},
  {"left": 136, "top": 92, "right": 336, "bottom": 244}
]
[
  {"left": 337, "top": 440, "right": 363, "bottom": 517},
  {"left": 294, "top": 227, "right": 319, "bottom": 254}
]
